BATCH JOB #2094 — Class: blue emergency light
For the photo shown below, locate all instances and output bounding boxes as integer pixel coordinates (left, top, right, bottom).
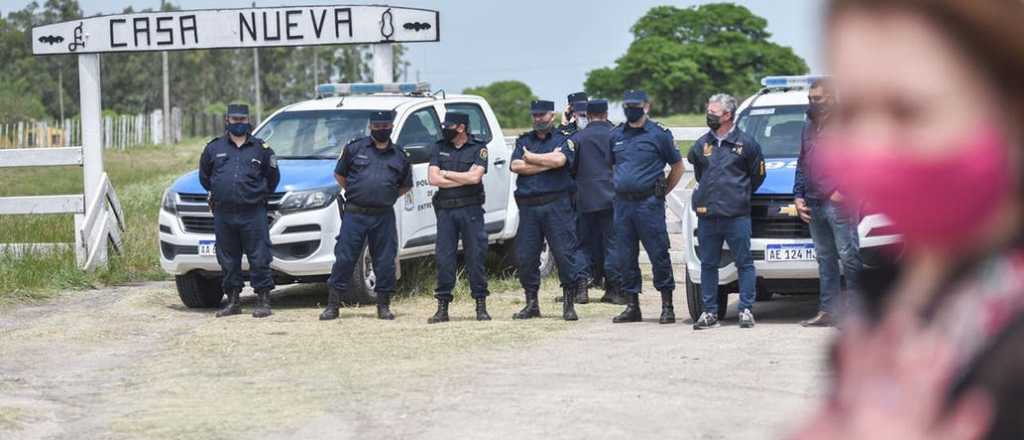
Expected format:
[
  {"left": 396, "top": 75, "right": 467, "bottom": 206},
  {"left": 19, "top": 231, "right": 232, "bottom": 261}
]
[
  {"left": 760, "top": 75, "right": 826, "bottom": 89},
  {"left": 316, "top": 82, "right": 431, "bottom": 97}
]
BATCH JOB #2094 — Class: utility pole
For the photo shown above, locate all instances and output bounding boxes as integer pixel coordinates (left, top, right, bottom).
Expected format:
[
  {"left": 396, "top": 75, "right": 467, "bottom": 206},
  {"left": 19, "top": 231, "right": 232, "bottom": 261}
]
[
  {"left": 252, "top": 2, "right": 262, "bottom": 124},
  {"left": 161, "top": 0, "right": 171, "bottom": 145}
]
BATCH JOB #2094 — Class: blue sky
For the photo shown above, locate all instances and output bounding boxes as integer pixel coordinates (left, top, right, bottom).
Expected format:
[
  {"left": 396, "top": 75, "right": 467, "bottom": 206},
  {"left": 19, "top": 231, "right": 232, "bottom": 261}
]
[{"left": 2, "top": 0, "right": 825, "bottom": 101}]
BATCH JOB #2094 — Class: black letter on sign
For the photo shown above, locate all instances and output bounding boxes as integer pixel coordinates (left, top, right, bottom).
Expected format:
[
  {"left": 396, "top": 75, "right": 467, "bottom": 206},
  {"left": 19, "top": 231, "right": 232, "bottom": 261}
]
[
  {"left": 133, "top": 17, "right": 151, "bottom": 47},
  {"left": 263, "top": 11, "right": 281, "bottom": 41},
  {"left": 180, "top": 15, "right": 198, "bottom": 45},
  {"left": 239, "top": 12, "right": 257, "bottom": 42},
  {"left": 285, "top": 10, "right": 302, "bottom": 40},
  {"left": 335, "top": 8, "right": 352, "bottom": 39},
  {"left": 310, "top": 9, "right": 327, "bottom": 39},
  {"left": 156, "top": 16, "right": 174, "bottom": 45},
  {"left": 110, "top": 18, "right": 128, "bottom": 47}
]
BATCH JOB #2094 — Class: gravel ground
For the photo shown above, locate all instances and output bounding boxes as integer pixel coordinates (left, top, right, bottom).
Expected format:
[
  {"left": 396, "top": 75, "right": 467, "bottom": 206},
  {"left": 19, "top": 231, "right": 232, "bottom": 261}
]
[{"left": 0, "top": 279, "right": 831, "bottom": 440}]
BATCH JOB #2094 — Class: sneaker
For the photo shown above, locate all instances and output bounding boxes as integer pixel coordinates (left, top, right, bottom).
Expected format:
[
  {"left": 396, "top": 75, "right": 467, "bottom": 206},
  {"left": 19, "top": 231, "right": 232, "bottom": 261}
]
[
  {"left": 693, "top": 312, "right": 720, "bottom": 330},
  {"left": 739, "top": 309, "right": 755, "bottom": 328}
]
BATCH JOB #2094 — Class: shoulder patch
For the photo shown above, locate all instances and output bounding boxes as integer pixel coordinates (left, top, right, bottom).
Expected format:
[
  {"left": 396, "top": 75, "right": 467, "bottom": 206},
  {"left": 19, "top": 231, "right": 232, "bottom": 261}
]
[
  {"left": 480, "top": 148, "right": 488, "bottom": 160},
  {"left": 566, "top": 139, "right": 576, "bottom": 152}
]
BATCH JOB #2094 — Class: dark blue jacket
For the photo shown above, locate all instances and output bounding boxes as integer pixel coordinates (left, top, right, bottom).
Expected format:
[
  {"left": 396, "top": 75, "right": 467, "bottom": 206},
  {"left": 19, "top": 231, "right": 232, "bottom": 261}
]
[
  {"left": 793, "top": 121, "right": 837, "bottom": 200},
  {"left": 199, "top": 134, "right": 280, "bottom": 207},
  {"left": 572, "top": 120, "right": 615, "bottom": 213},
  {"left": 512, "top": 129, "right": 576, "bottom": 198},
  {"left": 336, "top": 137, "right": 412, "bottom": 208},
  {"left": 610, "top": 120, "right": 681, "bottom": 194},
  {"left": 687, "top": 128, "right": 766, "bottom": 218}
]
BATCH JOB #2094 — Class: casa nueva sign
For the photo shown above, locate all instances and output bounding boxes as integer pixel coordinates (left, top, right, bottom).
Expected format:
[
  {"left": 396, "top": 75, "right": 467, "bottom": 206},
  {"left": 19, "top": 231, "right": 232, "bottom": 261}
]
[{"left": 31, "top": 4, "right": 439, "bottom": 55}]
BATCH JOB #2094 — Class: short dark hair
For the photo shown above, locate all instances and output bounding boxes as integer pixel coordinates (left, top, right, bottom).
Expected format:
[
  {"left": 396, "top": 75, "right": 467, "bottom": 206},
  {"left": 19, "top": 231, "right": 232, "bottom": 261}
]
[{"left": 810, "top": 78, "right": 834, "bottom": 93}]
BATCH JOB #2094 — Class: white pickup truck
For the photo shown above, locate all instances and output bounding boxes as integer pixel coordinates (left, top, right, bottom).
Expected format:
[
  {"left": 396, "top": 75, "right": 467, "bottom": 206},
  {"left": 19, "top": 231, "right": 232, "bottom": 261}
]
[{"left": 159, "top": 82, "right": 549, "bottom": 307}]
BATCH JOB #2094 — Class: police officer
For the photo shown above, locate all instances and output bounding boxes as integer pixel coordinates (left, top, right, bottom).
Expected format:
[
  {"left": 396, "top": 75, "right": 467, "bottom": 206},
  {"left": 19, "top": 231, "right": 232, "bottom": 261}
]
[
  {"left": 557, "top": 92, "right": 589, "bottom": 134},
  {"left": 510, "top": 100, "right": 586, "bottom": 321},
  {"left": 319, "top": 111, "right": 412, "bottom": 321},
  {"left": 572, "top": 99, "right": 626, "bottom": 305},
  {"left": 426, "top": 112, "right": 491, "bottom": 323},
  {"left": 687, "top": 94, "right": 766, "bottom": 330},
  {"left": 610, "top": 90, "right": 685, "bottom": 324},
  {"left": 199, "top": 103, "right": 280, "bottom": 318}
]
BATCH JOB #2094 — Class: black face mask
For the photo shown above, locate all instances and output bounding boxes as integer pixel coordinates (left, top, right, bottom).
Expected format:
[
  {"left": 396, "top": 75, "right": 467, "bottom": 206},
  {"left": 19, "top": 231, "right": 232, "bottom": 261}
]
[
  {"left": 706, "top": 113, "right": 723, "bottom": 131},
  {"left": 442, "top": 127, "right": 459, "bottom": 142},
  {"left": 624, "top": 107, "right": 645, "bottom": 123},
  {"left": 371, "top": 128, "right": 392, "bottom": 143}
]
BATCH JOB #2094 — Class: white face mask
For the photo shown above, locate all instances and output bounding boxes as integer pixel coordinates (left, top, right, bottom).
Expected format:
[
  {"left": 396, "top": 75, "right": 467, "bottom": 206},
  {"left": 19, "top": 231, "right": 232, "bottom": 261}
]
[{"left": 576, "top": 116, "right": 588, "bottom": 129}]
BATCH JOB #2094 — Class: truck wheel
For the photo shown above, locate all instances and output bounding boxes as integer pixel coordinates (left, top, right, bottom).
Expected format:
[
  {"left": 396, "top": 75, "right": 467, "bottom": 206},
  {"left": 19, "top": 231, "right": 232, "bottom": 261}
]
[
  {"left": 500, "top": 236, "right": 555, "bottom": 278},
  {"left": 685, "top": 272, "right": 729, "bottom": 321},
  {"left": 343, "top": 245, "right": 378, "bottom": 305},
  {"left": 175, "top": 272, "right": 224, "bottom": 308}
]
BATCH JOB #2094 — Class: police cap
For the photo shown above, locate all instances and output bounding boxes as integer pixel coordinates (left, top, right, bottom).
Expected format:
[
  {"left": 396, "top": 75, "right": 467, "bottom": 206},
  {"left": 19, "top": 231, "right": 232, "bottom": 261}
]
[
  {"left": 226, "top": 104, "right": 249, "bottom": 117},
  {"left": 567, "top": 92, "right": 588, "bottom": 104},
  {"left": 443, "top": 112, "right": 470, "bottom": 128},
  {"left": 586, "top": 99, "right": 609, "bottom": 114},
  {"left": 623, "top": 90, "right": 649, "bottom": 105},
  {"left": 369, "top": 110, "right": 395, "bottom": 124},
  {"left": 531, "top": 100, "right": 555, "bottom": 113}
]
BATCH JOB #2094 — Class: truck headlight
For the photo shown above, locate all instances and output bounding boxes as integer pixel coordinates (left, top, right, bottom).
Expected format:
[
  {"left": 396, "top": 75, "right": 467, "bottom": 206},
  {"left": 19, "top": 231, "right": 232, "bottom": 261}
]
[
  {"left": 162, "top": 190, "right": 177, "bottom": 214},
  {"left": 278, "top": 187, "right": 338, "bottom": 213}
]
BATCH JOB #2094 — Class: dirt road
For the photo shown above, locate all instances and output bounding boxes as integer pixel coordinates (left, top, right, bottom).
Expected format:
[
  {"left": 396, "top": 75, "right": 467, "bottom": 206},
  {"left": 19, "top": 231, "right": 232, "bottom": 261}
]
[{"left": 0, "top": 281, "right": 830, "bottom": 440}]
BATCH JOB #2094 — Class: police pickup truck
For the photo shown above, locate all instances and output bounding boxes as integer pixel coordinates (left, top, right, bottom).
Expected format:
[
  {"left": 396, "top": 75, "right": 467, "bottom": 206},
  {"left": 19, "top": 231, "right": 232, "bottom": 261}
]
[
  {"left": 159, "top": 82, "right": 542, "bottom": 307},
  {"left": 680, "top": 76, "right": 902, "bottom": 321}
]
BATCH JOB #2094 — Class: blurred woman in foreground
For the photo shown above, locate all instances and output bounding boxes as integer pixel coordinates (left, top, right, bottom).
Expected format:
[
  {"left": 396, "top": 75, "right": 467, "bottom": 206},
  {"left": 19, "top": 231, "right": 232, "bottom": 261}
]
[{"left": 795, "top": 0, "right": 1024, "bottom": 438}]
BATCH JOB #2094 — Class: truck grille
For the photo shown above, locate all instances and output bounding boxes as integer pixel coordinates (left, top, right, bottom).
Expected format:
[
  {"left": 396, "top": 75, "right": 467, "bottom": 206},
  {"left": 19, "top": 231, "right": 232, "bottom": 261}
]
[
  {"left": 750, "top": 195, "right": 810, "bottom": 239},
  {"left": 176, "top": 192, "right": 285, "bottom": 235}
]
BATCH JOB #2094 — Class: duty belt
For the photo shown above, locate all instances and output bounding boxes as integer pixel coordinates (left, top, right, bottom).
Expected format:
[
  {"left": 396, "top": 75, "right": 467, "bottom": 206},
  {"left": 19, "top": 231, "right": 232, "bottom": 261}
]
[
  {"left": 616, "top": 188, "right": 656, "bottom": 201},
  {"left": 433, "top": 193, "right": 485, "bottom": 209},
  {"left": 345, "top": 203, "right": 391, "bottom": 216},
  {"left": 515, "top": 192, "right": 566, "bottom": 207}
]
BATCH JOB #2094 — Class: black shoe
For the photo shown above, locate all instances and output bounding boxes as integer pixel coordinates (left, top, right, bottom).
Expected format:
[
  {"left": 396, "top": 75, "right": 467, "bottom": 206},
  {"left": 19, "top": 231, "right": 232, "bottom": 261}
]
[
  {"left": 377, "top": 296, "right": 395, "bottom": 320},
  {"left": 693, "top": 312, "right": 720, "bottom": 330},
  {"left": 600, "top": 284, "right": 628, "bottom": 305},
  {"left": 319, "top": 287, "right": 341, "bottom": 321},
  {"left": 612, "top": 293, "right": 642, "bottom": 323},
  {"left": 216, "top": 290, "right": 242, "bottom": 317},
  {"left": 562, "top": 287, "right": 579, "bottom": 321},
  {"left": 659, "top": 290, "right": 675, "bottom": 324},
  {"left": 428, "top": 298, "right": 450, "bottom": 324},
  {"left": 513, "top": 291, "right": 541, "bottom": 320},
  {"left": 252, "top": 290, "right": 272, "bottom": 318},
  {"left": 475, "top": 297, "right": 491, "bottom": 321},
  {"left": 574, "top": 281, "right": 590, "bottom": 304}
]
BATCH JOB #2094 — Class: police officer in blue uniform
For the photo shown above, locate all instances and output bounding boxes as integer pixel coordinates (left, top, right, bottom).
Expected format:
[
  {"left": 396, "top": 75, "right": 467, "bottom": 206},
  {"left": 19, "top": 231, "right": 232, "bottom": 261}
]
[
  {"left": 426, "top": 112, "right": 491, "bottom": 323},
  {"left": 319, "top": 111, "right": 412, "bottom": 321},
  {"left": 687, "top": 93, "right": 766, "bottom": 330},
  {"left": 610, "top": 90, "right": 685, "bottom": 324},
  {"left": 572, "top": 99, "right": 626, "bottom": 305},
  {"left": 557, "top": 92, "right": 588, "bottom": 134},
  {"left": 510, "top": 100, "right": 586, "bottom": 321},
  {"left": 199, "top": 103, "right": 280, "bottom": 318}
]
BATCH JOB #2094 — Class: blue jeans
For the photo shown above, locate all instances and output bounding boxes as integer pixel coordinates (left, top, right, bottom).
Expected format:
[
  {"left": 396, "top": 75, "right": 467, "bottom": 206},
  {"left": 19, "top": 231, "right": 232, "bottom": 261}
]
[
  {"left": 807, "top": 199, "right": 862, "bottom": 314},
  {"left": 327, "top": 211, "right": 397, "bottom": 299},
  {"left": 434, "top": 204, "right": 489, "bottom": 300},
  {"left": 697, "top": 216, "right": 755, "bottom": 313},
  {"left": 613, "top": 196, "right": 674, "bottom": 295}
]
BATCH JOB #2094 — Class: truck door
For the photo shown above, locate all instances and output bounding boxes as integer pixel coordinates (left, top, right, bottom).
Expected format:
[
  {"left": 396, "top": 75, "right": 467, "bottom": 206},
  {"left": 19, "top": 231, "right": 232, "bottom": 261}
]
[
  {"left": 444, "top": 102, "right": 510, "bottom": 237},
  {"left": 395, "top": 105, "right": 442, "bottom": 251}
]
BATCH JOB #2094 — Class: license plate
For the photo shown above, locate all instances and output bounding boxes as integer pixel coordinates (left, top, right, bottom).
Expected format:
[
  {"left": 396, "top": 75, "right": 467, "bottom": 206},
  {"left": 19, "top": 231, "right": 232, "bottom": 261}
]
[
  {"left": 765, "top": 243, "right": 816, "bottom": 262},
  {"left": 198, "top": 240, "right": 216, "bottom": 257}
]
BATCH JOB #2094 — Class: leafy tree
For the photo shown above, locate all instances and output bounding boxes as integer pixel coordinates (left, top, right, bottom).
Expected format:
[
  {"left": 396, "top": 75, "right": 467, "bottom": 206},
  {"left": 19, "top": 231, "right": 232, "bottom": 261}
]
[
  {"left": 585, "top": 3, "right": 808, "bottom": 115},
  {"left": 462, "top": 80, "right": 537, "bottom": 129}
]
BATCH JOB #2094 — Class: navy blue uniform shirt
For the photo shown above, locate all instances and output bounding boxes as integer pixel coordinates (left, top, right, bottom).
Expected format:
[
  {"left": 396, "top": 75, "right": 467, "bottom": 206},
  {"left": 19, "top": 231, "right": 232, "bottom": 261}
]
[
  {"left": 336, "top": 137, "right": 412, "bottom": 208},
  {"left": 199, "top": 134, "right": 280, "bottom": 207},
  {"left": 687, "top": 128, "right": 767, "bottom": 218},
  {"left": 610, "top": 120, "right": 681, "bottom": 194},
  {"left": 572, "top": 120, "right": 616, "bottom": 212},
  {"left": 429, "top": 137, "right": 488, "bottom": 200},
  {"left": 512, "top": 129, "right": 576, "bottom": 198}
]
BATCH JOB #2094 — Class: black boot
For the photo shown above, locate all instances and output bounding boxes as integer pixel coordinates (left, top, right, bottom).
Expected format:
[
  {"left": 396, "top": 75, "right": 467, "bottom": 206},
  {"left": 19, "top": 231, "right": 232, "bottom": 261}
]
[
  {"left": 216, "top": 290, "right": 242, "bottom": 317},
  {"left": 475, "top": 297, "right": 491, "bottom": 321},
  {"left": 562, "top": 286, "right": 579, "bottom": 321},
  {"left": 319, "top": 287, "right": 341, "bottom": 320},
  {"left": 377, "top": 295, "right": 395, "bottom": 320},
  {"left": 600, "top": 283, "right": 628, "bottom": 305},
  {"left": 612, "top": 293, "right": 642, "bottom": 323},
  {"left": 659, "top": 290, "right": 676, "bottom": 324},
  {"left": 574, "top": 280, "right": 590, "bottom": 304},
  {"left": 428, "top": 298, "right": 450, "bottom": 324},
  {"left": 252, "top": 290, "right": 272, "bottom": 318},
  {"left": 512, "top": 290, "right": 541, "bottom": 320}
]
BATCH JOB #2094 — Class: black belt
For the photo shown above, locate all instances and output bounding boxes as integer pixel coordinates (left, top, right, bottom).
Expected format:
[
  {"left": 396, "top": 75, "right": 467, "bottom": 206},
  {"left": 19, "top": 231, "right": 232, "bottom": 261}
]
[
  {"left": 345, "top": 203, "right": 391, "bottom": 216},
  {"left": 433, "top": 193, "right": 485, "bottom": 209},
  {"left": 616, "top": 189, "right": 655, "bottom": 201},
  {"left": 515, "top": 192, "right": 567, "bottom": 207}
]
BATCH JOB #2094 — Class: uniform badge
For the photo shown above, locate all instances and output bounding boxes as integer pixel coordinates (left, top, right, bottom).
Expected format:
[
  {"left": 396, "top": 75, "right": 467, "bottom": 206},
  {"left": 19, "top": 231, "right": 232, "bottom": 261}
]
[
  {"left": 480, "top": 148, "right": 488, "bottom": 159},
  {"left": 703, "top": 143, "right": 713, "bottom": 157},
  {"left": 566, "top": 140, "right": 576, "bottom": 152},
  {"left": 733, "top": 145, "right": 743, "bottom": 155},
  {"left": 269, "top": 155, "right": 278, "bottom": 168}
]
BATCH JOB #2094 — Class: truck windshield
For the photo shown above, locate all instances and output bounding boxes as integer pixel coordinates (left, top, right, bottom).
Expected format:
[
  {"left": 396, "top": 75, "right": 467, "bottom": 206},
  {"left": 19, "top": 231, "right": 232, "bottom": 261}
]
[
  {"left": 254, "top": 110, "right": 372, "bottom": 159},
  {"left": 736, "top": 105, "right": 808, "bottom": 158}
]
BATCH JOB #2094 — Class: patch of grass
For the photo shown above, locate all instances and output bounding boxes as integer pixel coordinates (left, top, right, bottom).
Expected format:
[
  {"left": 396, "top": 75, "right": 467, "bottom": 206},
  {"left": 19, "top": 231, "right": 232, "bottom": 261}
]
[
  {"left": 0, "top": 141, "right": 204, "bottom": 302},
  {"left": 659, "top": 113, "right": 706, "bottom": 127}
]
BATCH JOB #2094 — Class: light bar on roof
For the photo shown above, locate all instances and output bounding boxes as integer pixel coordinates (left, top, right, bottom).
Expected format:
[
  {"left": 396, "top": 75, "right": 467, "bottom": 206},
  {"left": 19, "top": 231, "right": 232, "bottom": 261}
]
[
  {"left": 316, "top": 82, "right": 431, "bottom": 97},
  {"left": 760, "top": 75, "right": 826, "bottom": 89}
]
